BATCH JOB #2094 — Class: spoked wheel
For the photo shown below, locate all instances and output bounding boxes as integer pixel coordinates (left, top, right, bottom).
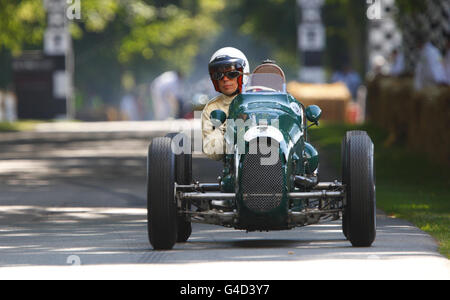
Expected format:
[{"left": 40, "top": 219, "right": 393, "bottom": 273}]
[
  {"left": 147, "top": 137, "right": 178, "bottom": 250},
  {"left": 165, "top": 132, "right": 193, "bottom": 243},
  {"left": 342, "top": 131, "right": 376, "bottom": 247}
]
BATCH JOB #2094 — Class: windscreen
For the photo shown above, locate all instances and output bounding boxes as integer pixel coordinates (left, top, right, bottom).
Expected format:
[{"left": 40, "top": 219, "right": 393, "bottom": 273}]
[{"left": 244, "top": 73, "right": 286, "bottom": 93}]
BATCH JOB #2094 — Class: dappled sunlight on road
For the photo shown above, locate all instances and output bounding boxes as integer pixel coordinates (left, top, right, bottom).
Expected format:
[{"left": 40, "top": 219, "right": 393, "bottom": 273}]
[{"left": 0, "top": 121, "right": 447, "bottom": 279}]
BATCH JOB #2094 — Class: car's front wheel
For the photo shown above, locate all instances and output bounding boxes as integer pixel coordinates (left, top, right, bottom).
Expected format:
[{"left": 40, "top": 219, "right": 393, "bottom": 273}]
[
  {"left": 147, "top": 137, "right": 178, "bottom": 250},
  {"left": 341, "top": 131, "right": 367, "bottom": 240},
  {"left": 165, "top": 132, "right": 192, "bottom": 243},
  {"left": 342, "top": 131, "right": 376, "bottom": 247}
]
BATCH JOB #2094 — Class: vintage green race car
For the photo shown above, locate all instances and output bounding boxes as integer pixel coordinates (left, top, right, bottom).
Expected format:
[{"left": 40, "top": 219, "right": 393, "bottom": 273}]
[{"left": 147, "top": 62, "right": 376, "bottom": 250}]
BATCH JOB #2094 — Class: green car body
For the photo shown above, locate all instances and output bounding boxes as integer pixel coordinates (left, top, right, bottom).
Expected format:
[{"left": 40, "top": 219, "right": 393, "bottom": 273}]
[
  {"left": 220, "top": 92, "right": 320, "bottom": 231},
  {"left": 147, "top": 63, "right": 376, "bottom": 250}
]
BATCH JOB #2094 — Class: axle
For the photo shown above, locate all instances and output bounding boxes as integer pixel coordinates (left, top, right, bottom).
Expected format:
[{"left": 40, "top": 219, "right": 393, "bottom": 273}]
[{"left": 179, "top": 189, "right": 344, "bottom": 201}]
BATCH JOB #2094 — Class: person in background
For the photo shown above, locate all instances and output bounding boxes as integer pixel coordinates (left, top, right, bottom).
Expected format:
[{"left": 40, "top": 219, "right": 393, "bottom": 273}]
[
  {"left": 4, "top": 89, "right": 17, "bottom": 122},
  {"left": 413, "top": 33, "right": 447, "bottom": 90},
  {"left": 150, "top": 70, "right": 184, "bottom": 120},
  {"left": 0, "top": 85, "right": 17, "bottom": 122},
  {"left": 444, "top": 32, "right": 450, "bottom": 85},
  {"left": 120, "top": 92, "right": 139, "bottom": 121},
  {"left": 331, "top": 62, "right": 362, "bottom": 100},
  {"left": 202, "top": 47, "right": 249, "bottom": 161},
  {"left": 389, "top": 48, "right": 405, "bottom": 76}
]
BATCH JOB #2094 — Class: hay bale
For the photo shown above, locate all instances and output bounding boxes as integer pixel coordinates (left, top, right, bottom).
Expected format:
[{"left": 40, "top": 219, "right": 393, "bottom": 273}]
[
  {"left": 418, "top": 86, "right": 450, "bottom": 164},
  {"left": 367, "top": 76, "right": 450, "bottom": 165},
  {"left": 287, "top": 82, "right": 351, "bottom": 122}
]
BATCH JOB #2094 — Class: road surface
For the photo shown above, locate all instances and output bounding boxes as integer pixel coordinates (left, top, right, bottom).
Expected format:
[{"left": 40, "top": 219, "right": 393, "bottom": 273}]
[{"left": 0, "top": 120, "right": 448, "bottom": 279}]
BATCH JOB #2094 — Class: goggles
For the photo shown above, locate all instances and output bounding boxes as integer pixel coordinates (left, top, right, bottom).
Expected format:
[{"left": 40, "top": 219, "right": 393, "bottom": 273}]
[{"left": 211, "top": 70, "right": 243, "bottom": 81}]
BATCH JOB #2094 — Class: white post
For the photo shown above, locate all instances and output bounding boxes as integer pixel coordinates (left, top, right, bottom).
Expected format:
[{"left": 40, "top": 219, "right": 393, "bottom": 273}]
[{"left": 43, "top": 0, "right": 75, "bottom": 119}]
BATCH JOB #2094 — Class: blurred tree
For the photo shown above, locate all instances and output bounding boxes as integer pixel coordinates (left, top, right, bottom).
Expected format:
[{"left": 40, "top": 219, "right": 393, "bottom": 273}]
[
  {"left": 0, "top": 0, "right": 372, "bottom": 101},
  {"left": 0, "top": 0, "right": 46, "bottom": 88},
  {"left": 0, "top": 0, "right": 225, "bottom": 101},
  {"left": 222, "top": 0, "right": 367, "bottom": 80},
  {"left": 223, "top": 0, "right": 299, "bottom": 78},
  {"left": 395, "top": 0, "right": 426, "bottom": 16},
  {"left": 0, "top": 50, "right": 12, "bottom": 89},
  {"left": 323, "top": 0, "right": 367, "bottom": 77},
  {"left": 0, "top": 0, "right": 46, "bottom": 56},
  {"left": 73, "top": 0, "right": 225, "bottom": 104}
]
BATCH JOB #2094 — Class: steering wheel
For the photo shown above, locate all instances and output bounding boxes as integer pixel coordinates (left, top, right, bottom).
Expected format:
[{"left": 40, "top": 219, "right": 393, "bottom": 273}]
[{"left": 245, "top": 86, "right": 277, "bottom": 93}]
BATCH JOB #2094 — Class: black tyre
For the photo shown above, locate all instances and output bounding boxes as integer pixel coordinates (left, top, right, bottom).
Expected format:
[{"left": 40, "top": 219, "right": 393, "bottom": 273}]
[
  {"left": 147, "top": 137, "right": 178, "bottom": 250},
  {"left": 165, "top": 132, "right": 192, "bottom": 243},
  {"left": 176, "top": 219, "right": 192, "bottom": 243},
  {"left": 343, "top": 132, "right": 376, "bottom": 247},
  {"left": 341, "top": 131, "right": 367, "bottom": 239},
  {"left": 165, "top": 132, "right": 192, "bottom": 185}
]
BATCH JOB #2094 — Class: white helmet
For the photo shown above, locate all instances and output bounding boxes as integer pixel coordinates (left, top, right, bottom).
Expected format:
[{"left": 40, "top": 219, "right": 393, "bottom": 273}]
[{"left": 208, "top": 47, "right": 250, "bottom": 93}]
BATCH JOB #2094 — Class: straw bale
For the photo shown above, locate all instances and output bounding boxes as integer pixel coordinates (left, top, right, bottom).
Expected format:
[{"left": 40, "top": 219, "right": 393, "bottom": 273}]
[
  {"left": 287, "top": 82, "right": 351, "bottom": 122},
  {"left": 367, "top": 76, "right": 450, "bottom": 165}
]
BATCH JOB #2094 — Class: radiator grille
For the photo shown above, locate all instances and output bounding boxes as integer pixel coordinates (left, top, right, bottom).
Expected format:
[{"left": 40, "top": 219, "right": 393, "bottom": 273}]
[{"left": 241, "top": 139, "right": 283, "bottom": 212}]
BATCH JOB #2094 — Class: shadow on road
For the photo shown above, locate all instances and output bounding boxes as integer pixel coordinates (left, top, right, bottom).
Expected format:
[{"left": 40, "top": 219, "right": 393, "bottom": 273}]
[
  {"left": 0, "top": 204, "right": 443, "bottom": 267},
  {"left": 0, "top": 126, "right": 445, "bottom": 270}
]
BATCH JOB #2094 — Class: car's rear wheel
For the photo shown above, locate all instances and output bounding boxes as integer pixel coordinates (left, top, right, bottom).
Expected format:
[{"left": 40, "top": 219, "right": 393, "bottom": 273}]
[
  {"left": 342, "top": 131, "right": 376, "bottom": 247},
  {"left": 147, "top": 137, "right": 178, "bottom": 250}
]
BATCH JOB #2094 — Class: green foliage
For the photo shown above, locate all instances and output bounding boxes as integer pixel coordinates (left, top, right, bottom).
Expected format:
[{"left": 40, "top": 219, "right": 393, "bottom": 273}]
[
  {"left": 0, "top": 120, "right": 42, "bottom": 132},
  {"left": 0, "top": 0, "right": 46, "bottom": 55},
  {"left": 226, "top": 0, "right": 298, "bottom": 74},
  {"left": 224, "top": 0, "right": 368, "bottom": 78},
  {"left": 118, "top": 1, "right": 224, "bottom": 73},
  {"left": 70, "top": 0, "right": 225, "bottom": 105},
  {"left": 0, "top": 0, "right": 370, "bottom": 103},
  {"left": 323, "top": 0, "right": 367, "bottom": 75},
  {"left": 395, "top": 0, "right": 427, "bottom": 15},
  {"left": 68, "top": 0, "right": 224, "bottom": 73},
  {"left": 0, "top": 0, "right": 224, "bottom": 83}
]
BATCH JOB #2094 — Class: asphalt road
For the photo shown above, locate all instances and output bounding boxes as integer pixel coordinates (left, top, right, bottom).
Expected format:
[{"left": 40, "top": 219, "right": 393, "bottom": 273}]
[{"left": 0, "top": 120, "right": 448, "bottom": 279}]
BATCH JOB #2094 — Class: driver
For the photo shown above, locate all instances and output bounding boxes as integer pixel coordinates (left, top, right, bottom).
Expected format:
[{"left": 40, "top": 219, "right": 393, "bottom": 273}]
[{"left": 202, "top": 47, "right": 250, "bottom": 160}]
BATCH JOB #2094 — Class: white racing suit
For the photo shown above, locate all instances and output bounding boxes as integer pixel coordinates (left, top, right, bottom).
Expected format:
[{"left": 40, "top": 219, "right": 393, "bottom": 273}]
[{"left": 201, "top": 94, "right": 237, "bottom": 161}]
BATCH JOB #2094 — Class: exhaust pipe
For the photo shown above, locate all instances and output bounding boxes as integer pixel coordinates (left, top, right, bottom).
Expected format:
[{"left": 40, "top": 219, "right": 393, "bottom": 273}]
[{"left": 294, "top": 175, "right": 318, "bottom": 189}]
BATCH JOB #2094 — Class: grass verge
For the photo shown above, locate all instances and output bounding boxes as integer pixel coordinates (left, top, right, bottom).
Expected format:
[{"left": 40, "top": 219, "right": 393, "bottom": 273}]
[
  {"left": 309, "top": 122, "right": 450, "bottom": 258},
  {"left": 0, "top": 120, "right": 42, "bottom": 132}
]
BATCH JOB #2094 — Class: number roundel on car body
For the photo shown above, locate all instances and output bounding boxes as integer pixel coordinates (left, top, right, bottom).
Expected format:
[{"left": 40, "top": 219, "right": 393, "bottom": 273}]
[{"left": 289, "top": 102, "right": 302, "bottom": 116}]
